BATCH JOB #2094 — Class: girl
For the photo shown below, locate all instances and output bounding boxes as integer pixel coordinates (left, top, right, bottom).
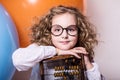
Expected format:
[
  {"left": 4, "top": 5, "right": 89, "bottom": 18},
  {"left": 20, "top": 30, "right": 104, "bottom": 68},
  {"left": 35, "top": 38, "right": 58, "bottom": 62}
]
[{"left": 12, "top": 5, "right": 102, "bottom": 80}]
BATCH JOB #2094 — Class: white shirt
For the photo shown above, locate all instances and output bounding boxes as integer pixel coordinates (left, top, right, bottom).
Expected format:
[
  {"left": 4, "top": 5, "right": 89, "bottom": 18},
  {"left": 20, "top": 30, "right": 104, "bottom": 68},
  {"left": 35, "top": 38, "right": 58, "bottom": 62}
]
[{"left": 12, "top": 43, "right": 102, "bottom": 80}]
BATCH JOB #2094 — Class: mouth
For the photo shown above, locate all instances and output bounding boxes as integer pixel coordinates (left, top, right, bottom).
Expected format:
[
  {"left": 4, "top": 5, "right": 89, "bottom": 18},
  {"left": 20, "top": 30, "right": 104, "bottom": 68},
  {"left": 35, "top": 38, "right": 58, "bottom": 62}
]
[{"left": 59, "top": 41, "right": 70, "bottom": 45}]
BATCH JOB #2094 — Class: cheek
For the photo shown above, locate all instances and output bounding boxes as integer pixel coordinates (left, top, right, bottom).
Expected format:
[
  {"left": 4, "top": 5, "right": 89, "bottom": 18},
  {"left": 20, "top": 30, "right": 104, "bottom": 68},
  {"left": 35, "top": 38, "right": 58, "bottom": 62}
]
[
  {"left": 70, "top": 36, "right": 78, "bottom": 46},
  {"left": 71, "top": 36, "right": 78, "bottom": 42},
  {"left": 51, "top": 36, "right": 61, "bottom": 48},
  {"left": 51, "top": 35, "right": 57, "bottom": 44}
]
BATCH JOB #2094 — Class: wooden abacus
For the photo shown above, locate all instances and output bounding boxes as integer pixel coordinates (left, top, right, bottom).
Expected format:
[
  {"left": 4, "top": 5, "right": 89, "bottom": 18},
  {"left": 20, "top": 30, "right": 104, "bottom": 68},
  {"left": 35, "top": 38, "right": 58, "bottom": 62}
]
[{"left": 40, "top": 55, "right": 87, "bottom": 80}]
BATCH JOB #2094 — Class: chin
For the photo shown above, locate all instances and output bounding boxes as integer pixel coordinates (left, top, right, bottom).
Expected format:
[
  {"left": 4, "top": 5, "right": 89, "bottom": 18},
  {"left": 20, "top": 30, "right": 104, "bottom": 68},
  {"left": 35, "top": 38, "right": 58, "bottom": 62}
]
[{"left": 57, "top": 46, "right": 72, "bottom": 50}]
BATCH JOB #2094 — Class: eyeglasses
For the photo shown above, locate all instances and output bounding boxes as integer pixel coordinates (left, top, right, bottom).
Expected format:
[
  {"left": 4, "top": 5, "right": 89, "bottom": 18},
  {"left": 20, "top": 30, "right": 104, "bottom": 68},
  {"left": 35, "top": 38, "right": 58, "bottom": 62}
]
[{"left": 51, "top": 25, "right": 78, "bottom": 36}]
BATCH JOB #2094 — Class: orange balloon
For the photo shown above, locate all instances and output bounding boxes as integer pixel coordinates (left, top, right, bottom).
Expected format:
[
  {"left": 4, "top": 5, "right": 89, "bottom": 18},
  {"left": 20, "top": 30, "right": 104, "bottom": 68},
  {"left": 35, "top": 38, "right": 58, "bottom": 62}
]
[{"left": 0, "top": 0, "right": 85, "bottom": 47}]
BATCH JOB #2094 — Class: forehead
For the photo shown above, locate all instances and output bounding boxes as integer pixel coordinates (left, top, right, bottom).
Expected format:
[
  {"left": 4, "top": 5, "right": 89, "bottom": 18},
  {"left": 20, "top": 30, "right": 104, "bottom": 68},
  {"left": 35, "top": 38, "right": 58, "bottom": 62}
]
[{"left": 52, "top": 13, "right": 76, "bottom": 27}]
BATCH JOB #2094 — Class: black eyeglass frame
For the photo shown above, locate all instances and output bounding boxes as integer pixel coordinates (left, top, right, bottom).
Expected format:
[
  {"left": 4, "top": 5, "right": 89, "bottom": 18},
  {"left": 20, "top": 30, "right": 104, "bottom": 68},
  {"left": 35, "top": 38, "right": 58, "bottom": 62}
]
[{"left": 51, "top": 25, "right": 79, "bottom": 36}]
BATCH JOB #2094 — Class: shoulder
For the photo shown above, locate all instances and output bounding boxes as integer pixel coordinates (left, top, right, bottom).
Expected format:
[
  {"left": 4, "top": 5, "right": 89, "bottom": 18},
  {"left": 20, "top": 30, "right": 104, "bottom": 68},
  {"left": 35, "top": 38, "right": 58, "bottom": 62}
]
[{"left": 26, "top": 43, "right": 39, "bottom": 48}]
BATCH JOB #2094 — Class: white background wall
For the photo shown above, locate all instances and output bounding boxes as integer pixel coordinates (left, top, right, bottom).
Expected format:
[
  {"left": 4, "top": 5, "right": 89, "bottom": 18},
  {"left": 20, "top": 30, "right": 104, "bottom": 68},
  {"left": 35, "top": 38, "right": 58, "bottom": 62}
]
[{"left": 86, "top": 0, "right": 120, "bottom": 80}]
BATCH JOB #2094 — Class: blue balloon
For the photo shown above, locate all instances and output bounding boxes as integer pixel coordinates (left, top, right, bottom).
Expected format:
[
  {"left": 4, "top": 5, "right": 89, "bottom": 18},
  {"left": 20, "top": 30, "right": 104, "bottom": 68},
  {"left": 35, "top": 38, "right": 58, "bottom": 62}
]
[{"left": 0, "top": 4, "right": 19, "bottom": 80}]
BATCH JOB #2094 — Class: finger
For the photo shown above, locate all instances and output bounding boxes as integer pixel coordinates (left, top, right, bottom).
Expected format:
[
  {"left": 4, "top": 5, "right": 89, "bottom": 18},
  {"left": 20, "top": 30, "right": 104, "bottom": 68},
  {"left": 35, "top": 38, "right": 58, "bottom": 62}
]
[
  {"left": 72, "top": 49, "right": 88, "bottom": 54},
  {"left": 65, "top": 51, "right": 81, "bottom": 58},
  {"left": 74, "top": 47, "right": 86, "bottom": 52},
  {"left": 73, "top": 47, "right": 88, "bottom": 54},
  {"left": 69, "top": 52, "right": 81, "bottom": 58}
]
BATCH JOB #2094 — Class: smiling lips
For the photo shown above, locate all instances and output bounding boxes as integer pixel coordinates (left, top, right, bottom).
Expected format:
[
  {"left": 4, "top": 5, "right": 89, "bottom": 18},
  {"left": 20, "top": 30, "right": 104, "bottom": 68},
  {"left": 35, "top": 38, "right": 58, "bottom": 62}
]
[{"left": 59, "top": 41, "right": 70, "bottom": 45}]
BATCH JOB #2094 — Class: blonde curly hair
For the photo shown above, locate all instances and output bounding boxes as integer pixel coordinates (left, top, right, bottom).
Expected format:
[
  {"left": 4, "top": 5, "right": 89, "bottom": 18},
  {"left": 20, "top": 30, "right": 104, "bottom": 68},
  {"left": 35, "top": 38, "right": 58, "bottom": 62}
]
[{"left": 30, "top": 5, "right": 98, "bottom": 62}]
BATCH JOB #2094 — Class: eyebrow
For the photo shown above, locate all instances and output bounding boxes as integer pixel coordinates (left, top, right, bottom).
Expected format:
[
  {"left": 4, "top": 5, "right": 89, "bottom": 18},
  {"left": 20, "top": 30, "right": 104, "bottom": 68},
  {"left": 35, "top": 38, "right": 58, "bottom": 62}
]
[{"left": 52, "top": 24, "right": 77, "bottom": 27}]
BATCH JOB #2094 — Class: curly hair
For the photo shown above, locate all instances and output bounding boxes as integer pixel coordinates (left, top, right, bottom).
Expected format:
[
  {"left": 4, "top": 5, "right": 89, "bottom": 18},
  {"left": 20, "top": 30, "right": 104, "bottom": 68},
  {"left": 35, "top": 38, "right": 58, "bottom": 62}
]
[{"left": 30, "top": 5, "right": 98, "bottom": 61}]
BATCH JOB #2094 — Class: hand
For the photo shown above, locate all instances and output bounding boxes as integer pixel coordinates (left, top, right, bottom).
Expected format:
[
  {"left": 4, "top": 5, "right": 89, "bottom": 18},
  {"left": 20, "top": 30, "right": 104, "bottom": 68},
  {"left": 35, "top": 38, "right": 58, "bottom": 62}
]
[
  {"left": 56, "top": 47, "right": 93, "bottom": 70},
  {"left": 56, "top": 47, "right": 88, "bottom": 58}
]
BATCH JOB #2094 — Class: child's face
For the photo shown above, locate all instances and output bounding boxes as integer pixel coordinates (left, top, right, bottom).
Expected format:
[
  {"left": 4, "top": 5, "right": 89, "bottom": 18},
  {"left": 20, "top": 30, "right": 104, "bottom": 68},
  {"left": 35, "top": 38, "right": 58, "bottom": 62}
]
[{"left": 51, "top": 13, "right": 78, "bottom": 50}]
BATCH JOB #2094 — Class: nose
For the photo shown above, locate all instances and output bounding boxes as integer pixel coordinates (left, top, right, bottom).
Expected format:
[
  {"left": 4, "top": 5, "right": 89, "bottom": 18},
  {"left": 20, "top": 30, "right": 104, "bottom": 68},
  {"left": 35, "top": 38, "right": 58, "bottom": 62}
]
[{"left": 61, "top": 29, "right": 68, "bottom": 38}]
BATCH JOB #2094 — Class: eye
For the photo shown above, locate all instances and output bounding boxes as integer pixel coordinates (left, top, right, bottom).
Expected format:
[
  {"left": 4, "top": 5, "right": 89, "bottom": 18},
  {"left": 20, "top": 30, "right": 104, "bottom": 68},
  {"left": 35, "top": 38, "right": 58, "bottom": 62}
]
[
  {"left": 67, "top": 27, "right": 77, "bottom": 32},
  {"left": 51, "top": 25, "right": 62, "bottom": 32},
  {"left": 67, "top": 25, "right": 77, "bottom": 32},
  {"left": 54, "top": 28, "right": 61, "bottom": 32},
  {"left": 68, "top": 28, "right": 75, "bottom": 31}
]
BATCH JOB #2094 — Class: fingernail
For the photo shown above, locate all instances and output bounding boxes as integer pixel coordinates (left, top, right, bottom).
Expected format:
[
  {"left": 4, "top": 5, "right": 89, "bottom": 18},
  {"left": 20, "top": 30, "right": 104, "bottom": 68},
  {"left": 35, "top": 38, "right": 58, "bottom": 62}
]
[{"left": 78, "top": 56, "right": 81, "bottom": 59}]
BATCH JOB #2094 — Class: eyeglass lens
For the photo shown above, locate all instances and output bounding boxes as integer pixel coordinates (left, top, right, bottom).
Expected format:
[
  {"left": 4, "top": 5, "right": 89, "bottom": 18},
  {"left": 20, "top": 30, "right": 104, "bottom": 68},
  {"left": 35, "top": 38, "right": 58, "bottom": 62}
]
[{"left": 51, "top": 25, "right": 78, "bottom": 36}]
